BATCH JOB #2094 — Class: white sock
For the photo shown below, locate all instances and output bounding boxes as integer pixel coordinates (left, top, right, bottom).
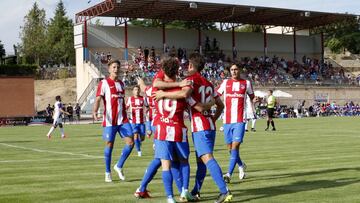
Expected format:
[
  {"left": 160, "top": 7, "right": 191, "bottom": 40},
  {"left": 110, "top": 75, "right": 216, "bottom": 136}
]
[
  {"left": 245, "top": 121, "right": 248, "bottom": 130},
  {"left": 60, "top": 128, "right": 65, "bottom": 136},
  {"left": 47, "top": 127, "right": 55, "bottom": 137},
  {"left": 252, "top": 119, "right": 257, "bottom": 129}
]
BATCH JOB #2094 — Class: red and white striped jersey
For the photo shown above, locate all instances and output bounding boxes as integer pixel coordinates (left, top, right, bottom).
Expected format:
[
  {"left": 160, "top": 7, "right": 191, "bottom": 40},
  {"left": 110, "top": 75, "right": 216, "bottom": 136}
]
[
  {"left": 96, "top": 78, "right": 129, "bottom": 127},
  {"left": 217, "top": 79, "right": 254, "bottom": 124},
  {"left": 154, "top": 87, "right": 197, "bottom": 142},
  {"left": 126, "top": 96, "right": 145, "bottom": 124},
  {"left": 144, "top": 86, "right": 156, "bottom": 122},
  {"left": 187, "top": 72, "right": 218, "bottom": 132}
]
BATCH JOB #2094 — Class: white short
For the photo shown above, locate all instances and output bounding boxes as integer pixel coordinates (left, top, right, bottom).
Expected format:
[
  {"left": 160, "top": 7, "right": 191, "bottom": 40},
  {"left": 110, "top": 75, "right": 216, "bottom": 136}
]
[
  {"left": 246, "top": 110, "right": 256, "bottom": 120},
  {"left": 53, "top": 117, "right": 63, "bottom": 126}
]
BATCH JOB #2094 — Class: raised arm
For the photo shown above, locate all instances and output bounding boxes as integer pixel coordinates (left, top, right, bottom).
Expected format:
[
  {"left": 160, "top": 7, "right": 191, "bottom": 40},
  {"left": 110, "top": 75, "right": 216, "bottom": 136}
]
[
  {"left": 153, "top": 86, "right": 192, "bottom": 101},
  {"left": 153, "top": 78, "right": 192, "bottom": 90}
]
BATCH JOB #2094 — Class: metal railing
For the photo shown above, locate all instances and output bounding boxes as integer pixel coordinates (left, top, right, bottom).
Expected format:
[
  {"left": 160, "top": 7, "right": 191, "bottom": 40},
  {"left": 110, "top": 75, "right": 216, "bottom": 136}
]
[{"left": 78, "top": 78, "right": 102, "bottom": 107}]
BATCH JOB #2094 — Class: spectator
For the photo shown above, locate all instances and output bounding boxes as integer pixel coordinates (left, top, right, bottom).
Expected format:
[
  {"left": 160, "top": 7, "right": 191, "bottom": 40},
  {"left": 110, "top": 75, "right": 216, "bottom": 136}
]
[
  {"left": 67, "top": 103, "right": 74, "bottom": 123},
  {"left": 75, "top": 103, "right": 81, "bottom": 124}
]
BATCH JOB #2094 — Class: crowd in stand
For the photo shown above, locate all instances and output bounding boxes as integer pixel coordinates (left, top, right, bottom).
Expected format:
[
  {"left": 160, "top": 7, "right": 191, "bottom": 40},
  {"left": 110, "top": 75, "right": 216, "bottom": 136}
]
[
  {"left": 120, "top": 43, "right": 360, "bottom": 87},
  {"left": 258, "top": 100, "right": 360, "bottom": 119}
]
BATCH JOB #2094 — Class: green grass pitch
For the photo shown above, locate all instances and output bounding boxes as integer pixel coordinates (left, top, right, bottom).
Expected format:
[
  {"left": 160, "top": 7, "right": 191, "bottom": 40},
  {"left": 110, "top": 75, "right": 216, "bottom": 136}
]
[{"left": 0, "top": 117, "right": 359, "bottom": 203}]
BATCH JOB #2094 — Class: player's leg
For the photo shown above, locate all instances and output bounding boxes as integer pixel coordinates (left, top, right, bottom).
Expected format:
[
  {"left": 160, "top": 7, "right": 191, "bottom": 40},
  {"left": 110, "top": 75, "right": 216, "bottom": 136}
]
[
  {"left": 137, "top": 124, "right": 146, "bottom": 156},
  {"left": 135, "top": 158, "right": 161, "bottom": 198},
  {"left": 58, "top": 123, "right": 66, "bottom": 138},
  {"left": 114, "top": 123, "right": 134, "bottom": 181},
  {"left": 195, "top": 130, "right": 229, "bottom": 199},
  {"left": 270, "top": 110, "right": 276, "bottom": 130},
  {"left": 191, "top": 154, "right": 206, "bottom": 199},
  {"left": 145, "top": 121, "right": 153, "bottom": 137},
  {"left": 46, "top": 120, "right": 57, "bottom": 139},
  {"left": 134, "top": 138, "right": 161, "bottom": 198},
  {"left": 223, "top": 124, "right": 234, "bottom": 183},
  {"left": 233, "top": 123, "right": 246, "bottom": 179},
  {"left": 265, "top": 108, "right": 271, "bottom": 130},
  {"left": 176, "top": 142, "right": 194, "bottom": 202},
  {"left": 132, "top": 124, "right": 142, "bottom": 155},
  {"left": 224, "top": 123, "right": 246, "bottom": 181},
  {"left": 155, "top": 140, "right": 176, "bottom": 203},
  {"left": 102, "top": 126, "right": 117, "bottom": 182},
  {"left": 251, "top": 118, "right": 257, "bottom": 132},
  {"left": 191, "top": 132, "right": 207, "bottom": 197},
  {"left": 245, "top": 119, "right": 249, "bottom": 132},
  {"left": 170, "top": 160, "right": 183, "bottom": 195}
]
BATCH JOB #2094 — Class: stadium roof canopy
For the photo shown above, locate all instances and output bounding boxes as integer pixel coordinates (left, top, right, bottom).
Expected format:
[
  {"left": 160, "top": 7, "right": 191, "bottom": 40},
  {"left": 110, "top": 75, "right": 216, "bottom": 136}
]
[{"left": 76, "top": 0, "right": 357, "bottom": 30}]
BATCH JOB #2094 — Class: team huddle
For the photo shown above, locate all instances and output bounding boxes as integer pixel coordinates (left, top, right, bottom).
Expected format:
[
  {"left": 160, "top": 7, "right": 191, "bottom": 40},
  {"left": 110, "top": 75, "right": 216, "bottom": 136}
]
[{"left": 91, "top": 53, "right": 255, "bottom": 203}]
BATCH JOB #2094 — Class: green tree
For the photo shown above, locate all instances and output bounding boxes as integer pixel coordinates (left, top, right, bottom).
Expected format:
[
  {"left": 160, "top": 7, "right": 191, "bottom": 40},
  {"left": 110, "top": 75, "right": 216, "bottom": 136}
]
[
  {"left": 322, "top": 17, "right": 360, "bottom": 54},
  {"left": 235, "top": 25, "right": 263, "bottom": 32},
  {"left": 0, "top": 40, "right": 5, "bottom": 64},
  {"left": 20, "top": 2, "right": 48, "bottom": 65},
  {"left": 129, "top": 19, "right": 217, "bottom": 30},
  {"left": 47, "top": 0, "right": 75, "bottom": 65},
  {"left": 326, "top": 38, "right": 342, "bottom": 54}
]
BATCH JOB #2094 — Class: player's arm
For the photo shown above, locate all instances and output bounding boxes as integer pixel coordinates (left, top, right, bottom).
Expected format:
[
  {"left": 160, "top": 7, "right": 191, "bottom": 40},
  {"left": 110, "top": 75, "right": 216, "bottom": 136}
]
[
  {"left": 92, "top": 96, "right": 102, "bottom": 121},
  {"left": 136, "top": 77, "right": 147, "bottom": 93},
  {"left": 212, "top": 97, "right": 224, "bottom": 122},
  {"left": 153, "top": 78, "right": 192, "bottom": 90},
  {"left": 60, "top": 108, "right": 70, "bottom": 115},
  {"left": 153, "top": 86, "right": 192, "bottom": 101},
  {"left": 188, "top": 96, "right": 215, "bottom": 112}
]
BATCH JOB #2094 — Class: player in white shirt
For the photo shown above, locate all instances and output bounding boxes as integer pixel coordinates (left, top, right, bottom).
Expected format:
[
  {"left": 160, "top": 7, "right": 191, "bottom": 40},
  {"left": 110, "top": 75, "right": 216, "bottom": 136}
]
[
  {"left": 46, "top": 95, "right": 70, "bottom": 139},
  {"left": 245, "top": 95, "right": 257, "bottom": 132}
]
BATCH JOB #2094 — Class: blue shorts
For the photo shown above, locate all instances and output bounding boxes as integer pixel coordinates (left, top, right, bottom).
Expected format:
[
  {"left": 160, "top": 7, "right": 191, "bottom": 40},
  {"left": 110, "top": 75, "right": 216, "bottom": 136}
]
[
  {"left": 102, "top": 123, "right": 134, "bottom": 142},
  {"left": 154, "top": 140, "right": 189, "bottom": 161},
  {"left": 131, "top": 123, "right": 145, "bottom": 136},
  {"left": 192, "top": 130, "right": 216, "bottom": 157},
  {"left": 145, "top": 121, "right": 156, "bottom": 134},
  {"left": 223, "top": 123, "right": 246, "bottom": 144}
]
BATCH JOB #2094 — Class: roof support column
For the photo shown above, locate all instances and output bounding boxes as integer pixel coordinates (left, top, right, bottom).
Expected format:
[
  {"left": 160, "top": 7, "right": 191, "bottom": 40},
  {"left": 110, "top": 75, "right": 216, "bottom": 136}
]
[
  {"left": 84, "top": 20, "right": 88, "bottom": 61},
  {"left": 124, "top": 20, "right": 128, "bottom": 61},
  {"left": 293, "top": 28, "right": 297, "bottom": 61},
  {"left": 320, "top": 31, "right": 324, "bottom": 64},
  {"left": 263, "top": 26, "right": 267, "bottom": 57},
  {"left": 198, "top": 27, "right": 202, "bottom": 55},
  {"left": 232, "top": 26, "right": 236, "bottom": 60},
  {"left": 162, "top": 23, "right": 166, "bottom": 53}
]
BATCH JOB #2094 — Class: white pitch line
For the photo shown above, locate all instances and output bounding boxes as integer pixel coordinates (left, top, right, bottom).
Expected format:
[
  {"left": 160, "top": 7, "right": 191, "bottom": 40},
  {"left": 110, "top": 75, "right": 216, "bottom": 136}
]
[
  {"left": 0, "top": 143, "right": 102, "bottom": 159},
  {"left": 0, "top": 157, "right": 102, "bottom": 163}
]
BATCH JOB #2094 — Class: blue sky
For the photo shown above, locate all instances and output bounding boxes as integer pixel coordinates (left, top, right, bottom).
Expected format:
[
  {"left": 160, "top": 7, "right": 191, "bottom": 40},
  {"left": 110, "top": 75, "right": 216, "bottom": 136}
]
[{"left": 0, "top": 0, "right": 359, "bottom": 54}]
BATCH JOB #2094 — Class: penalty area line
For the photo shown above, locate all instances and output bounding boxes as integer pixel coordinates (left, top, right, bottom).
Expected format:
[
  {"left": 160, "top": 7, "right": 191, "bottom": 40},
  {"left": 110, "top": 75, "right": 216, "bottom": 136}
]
[{"left": 0, "top": 143, "right": 102, "bottom": 159}]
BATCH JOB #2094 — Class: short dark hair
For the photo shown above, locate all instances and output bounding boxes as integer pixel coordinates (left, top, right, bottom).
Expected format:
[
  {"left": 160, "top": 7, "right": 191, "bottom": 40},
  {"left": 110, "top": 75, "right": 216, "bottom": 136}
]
[
  {"left": 189, "top": 53, "right": 205, "bottom": 72},
  {"left": 269, "top": 90, "right": 273, "bottom": 94},
  {"left": 107, "top": 59, "right": 121, "bottom": 67},
  {"left": 161, "top": 56, "right": 179, "bottom": 78},
  {"left": 133, "top": 85, "right": 140, "bottom": 90},
  {"left": 55, "top": 95, "right": 61, "bottom": 101}
]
